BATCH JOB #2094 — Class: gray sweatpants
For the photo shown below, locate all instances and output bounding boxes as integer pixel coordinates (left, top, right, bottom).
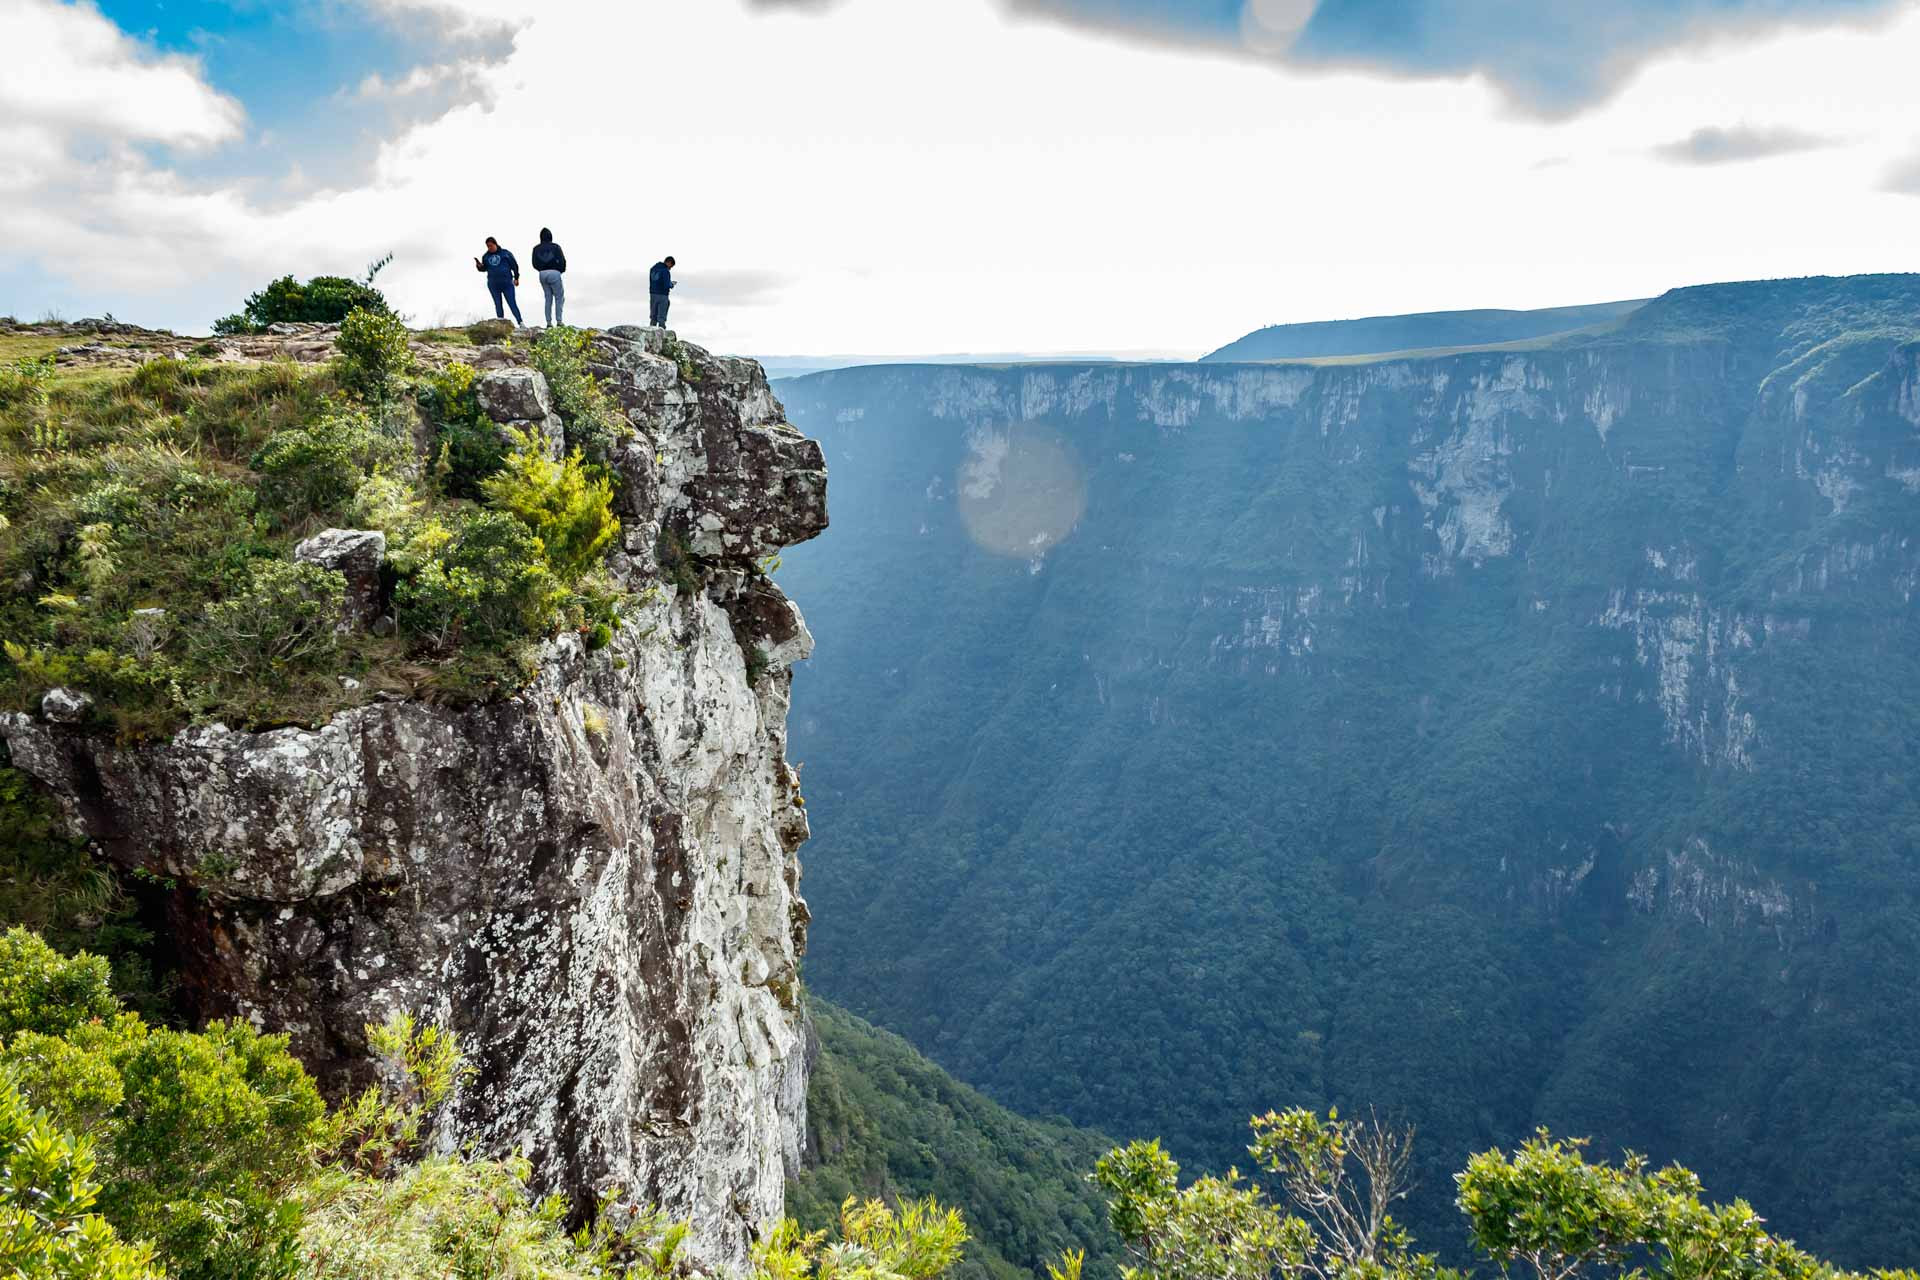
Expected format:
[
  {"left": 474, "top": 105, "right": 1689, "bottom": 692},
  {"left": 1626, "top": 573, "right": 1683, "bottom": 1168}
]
[
  {"left": 650, "top": 294, "right": 670, "bottom": 328},
  {"left": 538, "top": 269, "right": 565, "bottom": 325}
]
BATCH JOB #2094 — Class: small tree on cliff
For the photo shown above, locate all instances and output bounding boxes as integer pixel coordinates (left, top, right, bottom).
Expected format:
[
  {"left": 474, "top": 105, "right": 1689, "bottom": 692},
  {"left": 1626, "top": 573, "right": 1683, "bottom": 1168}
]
[
  {"left": 1083, "top": 1110, "right": 1920, "bottom": 1280},
  {"left": 1088, "top": 1108, "right": 1445, "bottom": 1280}
]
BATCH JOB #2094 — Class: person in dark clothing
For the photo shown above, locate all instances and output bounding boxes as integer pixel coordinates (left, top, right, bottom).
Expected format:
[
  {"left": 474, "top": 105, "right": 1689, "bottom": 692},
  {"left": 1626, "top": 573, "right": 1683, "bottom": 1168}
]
[
  {"left": 649, "top": 256, "right": 675, "bottom": 328},
  {"left": 474, "top": 236, "right": 522, "bottom": 325},
  {"left": 530, "top": 228, "right": 567, "bottom": 326}
]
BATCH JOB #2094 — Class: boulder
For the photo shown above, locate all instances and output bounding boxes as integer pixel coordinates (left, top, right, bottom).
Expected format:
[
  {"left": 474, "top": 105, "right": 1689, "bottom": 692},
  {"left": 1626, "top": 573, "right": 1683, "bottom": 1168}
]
[
  {"left": 476, "top": 368, "right": 565, "bottom": 459},
  {"left": 294, "top": 529, "right": 388, "bottom": 630},
  {"left": 40, "top": 687, "right": 92, "bottom": 725}
]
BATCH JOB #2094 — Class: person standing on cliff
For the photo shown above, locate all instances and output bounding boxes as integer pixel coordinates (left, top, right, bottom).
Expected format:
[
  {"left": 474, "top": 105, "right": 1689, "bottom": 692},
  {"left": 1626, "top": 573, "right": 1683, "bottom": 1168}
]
[
  {"left": 531, "top": 228, "right": 567, "bottom": 326},
  {"left": 474, "top": 236, "right": 523, "bottom": 325},
  {"left": 649, "top": 256, "right": 676, "bottom": 328}
]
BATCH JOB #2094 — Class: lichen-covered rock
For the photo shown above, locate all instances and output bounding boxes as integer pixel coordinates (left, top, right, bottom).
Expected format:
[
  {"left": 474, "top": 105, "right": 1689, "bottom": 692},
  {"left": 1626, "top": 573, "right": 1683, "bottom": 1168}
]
[
  {"left": 294, "top": 528, "right": 387, "bottom": 630},
  {"left": 39, "top": 687, "right": 91, "bottom": 724},
  {"left": 476, "top": 367, "right": 566, "bottom": 459},
  {"left": 0, "top": 330, "right": 827, "bottom": 1270},
  {"left": 591, "top": 329, "right": 828, "bottom": 570},
  {"left": 715, "top": 573, "right": 816, "bottom": 674}
]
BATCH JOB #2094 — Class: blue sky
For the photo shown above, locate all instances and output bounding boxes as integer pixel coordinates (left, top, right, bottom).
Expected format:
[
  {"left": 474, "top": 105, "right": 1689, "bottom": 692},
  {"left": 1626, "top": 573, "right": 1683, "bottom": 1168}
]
[
  {"left": 4, "top": 0, "right": 1919, "bottom": 353},
  {"left": 96, "top": 1, "right": 421, "bottom": 130},
  {"left": 86, "top": 0, "right": 511, "bottom": 182}
]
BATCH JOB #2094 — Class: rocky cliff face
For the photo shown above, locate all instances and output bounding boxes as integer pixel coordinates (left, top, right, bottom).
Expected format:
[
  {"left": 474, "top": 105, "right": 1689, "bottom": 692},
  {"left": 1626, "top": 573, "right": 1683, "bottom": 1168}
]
[{"left": 2, "top": 326, "right": 826, "bottom": 1268}]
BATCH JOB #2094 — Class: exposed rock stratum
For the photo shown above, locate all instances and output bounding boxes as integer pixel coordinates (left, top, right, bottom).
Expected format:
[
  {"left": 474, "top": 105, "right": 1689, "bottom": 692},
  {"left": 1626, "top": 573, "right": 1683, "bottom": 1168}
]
[{"left": 2, "top": 327, "right": 827, "bottom": 1267}]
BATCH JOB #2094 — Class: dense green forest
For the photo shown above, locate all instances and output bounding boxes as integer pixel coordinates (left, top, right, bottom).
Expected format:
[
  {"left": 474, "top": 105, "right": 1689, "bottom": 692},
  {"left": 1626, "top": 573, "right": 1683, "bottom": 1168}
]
[
  {"left": 771, "top": 275, "right": 1920, "bottom": 1267},
  {"left": 792, "top": 999, "right": 1120, "bottom": 1280}
]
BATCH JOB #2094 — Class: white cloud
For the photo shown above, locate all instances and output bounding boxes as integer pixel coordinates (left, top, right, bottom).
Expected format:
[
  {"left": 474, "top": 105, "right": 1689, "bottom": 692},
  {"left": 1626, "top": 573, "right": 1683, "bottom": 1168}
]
[
  {"left": 0, "top": 0, "right": 243, "bottom": 149},
  {"left": 6, "top": 0, "right": 1920, "bottom": 352},
  {"left": 356, "top": 65, "right": 455, "bottom": 98}
]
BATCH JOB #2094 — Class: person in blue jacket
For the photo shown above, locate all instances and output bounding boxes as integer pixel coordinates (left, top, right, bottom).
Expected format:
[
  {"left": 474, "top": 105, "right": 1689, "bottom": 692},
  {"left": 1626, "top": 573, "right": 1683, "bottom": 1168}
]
[
  {"left": 649, "top": 256, "right": 675, "bottom": 328},
  {"left": 530, "top": 228, "right": 566, "bottom": 326},
  {"left": 473, "top": 236, "right": 523, "bottom": 325}
]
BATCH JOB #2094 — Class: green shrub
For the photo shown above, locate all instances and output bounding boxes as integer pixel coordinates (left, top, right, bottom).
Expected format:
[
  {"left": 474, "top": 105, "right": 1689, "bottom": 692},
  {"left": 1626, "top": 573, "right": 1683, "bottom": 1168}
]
[
  {"left": 0, "top": 769, "right": 159, "bottom": 1010},
  {"left": 1456, "top": 1132, "right": 1908, "bottom": 1280},
  {"left": 662, "top": 334, "right": 700, "bottom": 385},
  {"left": 0, "top": 770, "right": 117, "bottom": 942},
  {"left": 4, "top": 1012, "right": 326, "bottom": 1280},
  {"left": 249, "top": 410, "right": 396, "bottom": 524},
  {"left": 103, "top": 1021, "right": 324, "bottom": 1280},
  {"left": 334, "top": 308, "right": 413, "bottom": 399},
  {"left": 481, "top": 436, "right": 620, "bottom": 583},
  {"left": 187, "top": 559, "right": 343, "bottom": 684},
  {"left": 657, "top": 528, "right": 702, "bottom": 597},
  {"left": 529, "top": 326, "right": 629, "bottom": 461},
  {"left": 214, "top": 275, "right": 391, "bottom": 334},
  {"left": 464, "top": 318, "right": 514, "bottom": 346},
  {"left": 0, "top": 355, "right": 53, "bottom": 415},
  {"left": 0, "top": 1079, "right": 161, "bottom": 1280},
  {"left": 393, "top": 510, "right": 560, "bottom": 653},
  {"left": 417, "top": 361, "right": 505, "bottom": 499},
  {"left": 757, "top": 1198, "right": 970, "bottom": 1280},
  {"left": 299, "top": 1157, "right": 677, "bottom": 1280},
  {"left": 0, "top": 926, "right": 118, "bottom": 1039},
  {"left": 346, "top": 472, "right": 422, "bottom": 530},
  {"left": 0, "top": 926, "right": 977, "bottom": 1280}
]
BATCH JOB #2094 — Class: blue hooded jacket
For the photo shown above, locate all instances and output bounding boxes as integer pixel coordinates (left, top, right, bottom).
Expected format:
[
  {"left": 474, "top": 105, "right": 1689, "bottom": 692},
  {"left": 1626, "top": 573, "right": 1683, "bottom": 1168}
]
[
  {"left": 480, "top": 247, "right": 519, "bottom": 286},
  {"left": 649, "top": 262, "right": 674, "bottom": 296}
]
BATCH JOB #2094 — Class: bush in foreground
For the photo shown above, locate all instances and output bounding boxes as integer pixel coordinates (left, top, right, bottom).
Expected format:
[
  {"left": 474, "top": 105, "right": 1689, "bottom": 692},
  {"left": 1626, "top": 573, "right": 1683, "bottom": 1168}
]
[
  {"left": 0, "top": 925, "right": 976, "bottom": 1280},
  {"left": 1086, "top": 1108, "right": 1920, "bottom": 1280}
]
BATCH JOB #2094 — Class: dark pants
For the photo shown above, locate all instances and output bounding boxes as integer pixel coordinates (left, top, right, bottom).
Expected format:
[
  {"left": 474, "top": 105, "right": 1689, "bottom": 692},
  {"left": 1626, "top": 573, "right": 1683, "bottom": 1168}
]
[
  {"left": 650, "top": 294, "right": 670, "bottom": 327},
  {"left": 489, "top": 279, "right": 523, "bottom": 324}
]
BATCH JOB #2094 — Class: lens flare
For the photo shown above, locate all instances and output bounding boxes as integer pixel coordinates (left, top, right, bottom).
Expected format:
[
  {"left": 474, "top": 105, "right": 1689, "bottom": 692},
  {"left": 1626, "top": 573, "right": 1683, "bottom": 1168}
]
[
  {"left": 956, "top": 424, "right": 1087, "bottom": 561},
  {"left": 1241, "top": 0, "right": 1315, "bottom": 52}
]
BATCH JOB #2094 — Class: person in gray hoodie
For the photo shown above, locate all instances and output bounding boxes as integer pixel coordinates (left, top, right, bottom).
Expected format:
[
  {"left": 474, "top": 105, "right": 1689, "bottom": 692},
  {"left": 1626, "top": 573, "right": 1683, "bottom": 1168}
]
[{"left": 530, "top": 228, "right": 567, "bottom": 326}]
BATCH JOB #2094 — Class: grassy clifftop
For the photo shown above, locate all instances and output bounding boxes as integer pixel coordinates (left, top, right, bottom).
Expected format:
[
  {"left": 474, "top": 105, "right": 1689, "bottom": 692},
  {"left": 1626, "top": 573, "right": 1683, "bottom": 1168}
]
[{"left": 0, "top": 315, "right": 627, "bottom": 737}]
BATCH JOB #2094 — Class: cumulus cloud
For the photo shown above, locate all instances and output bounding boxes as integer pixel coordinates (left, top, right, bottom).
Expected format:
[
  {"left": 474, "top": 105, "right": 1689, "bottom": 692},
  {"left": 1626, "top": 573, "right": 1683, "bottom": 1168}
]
[
  {"left": 354, "top": 0, "right": 537, "bottom": 38},
  {"left": 1654, "top": 124, "right": 1838, "bottom": 165},
  {"left": 0, "top": 0, "right": 256, "bottom": 302},
  {"left": 356, "top": 65, "right": 457, "bottom": 98},
  {"left": 995, "top": 0, "right": 1905, "bottom": 114},
  {"left": 0, "top": 0, "right": 244, "bottom": 148}
]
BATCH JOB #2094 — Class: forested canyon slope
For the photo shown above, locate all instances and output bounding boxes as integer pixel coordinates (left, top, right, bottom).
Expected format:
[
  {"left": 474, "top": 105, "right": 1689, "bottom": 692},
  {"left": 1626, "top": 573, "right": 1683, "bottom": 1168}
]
[{"left": 772, "top": 274, "right": 1920, "bottom": 1265}]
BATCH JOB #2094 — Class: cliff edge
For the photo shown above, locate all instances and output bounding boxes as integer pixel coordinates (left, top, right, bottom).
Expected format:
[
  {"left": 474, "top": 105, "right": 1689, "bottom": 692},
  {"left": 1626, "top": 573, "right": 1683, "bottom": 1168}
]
[{"left": 2, "top": 324, "right": 826, "bottom": 1267}]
